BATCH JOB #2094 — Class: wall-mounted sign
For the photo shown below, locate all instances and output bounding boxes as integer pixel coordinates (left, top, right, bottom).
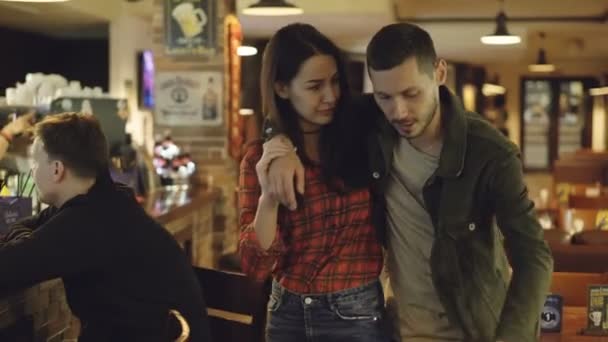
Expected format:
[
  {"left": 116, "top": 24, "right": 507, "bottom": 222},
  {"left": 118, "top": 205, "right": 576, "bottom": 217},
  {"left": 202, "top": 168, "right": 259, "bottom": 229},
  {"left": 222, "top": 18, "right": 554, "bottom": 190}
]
[
  {"left": 155, "top": 71, "right": 223, "bottom": 127},
  {"left": 587, "top": 285, "right": 608, "bottom": 334},
  {"left": 164, "top": 0, "right": 217, "bottom": 55}
]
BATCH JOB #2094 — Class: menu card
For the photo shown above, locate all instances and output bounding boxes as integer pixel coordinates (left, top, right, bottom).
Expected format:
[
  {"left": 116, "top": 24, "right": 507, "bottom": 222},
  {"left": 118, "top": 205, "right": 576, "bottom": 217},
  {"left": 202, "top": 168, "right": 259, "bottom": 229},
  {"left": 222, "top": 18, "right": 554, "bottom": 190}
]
[
  {"left": 587, "top": 285, "right": 608, "bottom": 333},
  {"left": 541, "top": 294, "right": 563, "bottom": 333}
]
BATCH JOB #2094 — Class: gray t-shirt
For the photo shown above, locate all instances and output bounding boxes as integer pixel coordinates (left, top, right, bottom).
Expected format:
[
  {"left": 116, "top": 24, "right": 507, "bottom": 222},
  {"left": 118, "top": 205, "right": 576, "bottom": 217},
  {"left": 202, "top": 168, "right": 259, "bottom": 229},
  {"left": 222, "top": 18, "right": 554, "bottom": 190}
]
[{"left": 385, "top": 137, "right": 464, "bottom": 341}]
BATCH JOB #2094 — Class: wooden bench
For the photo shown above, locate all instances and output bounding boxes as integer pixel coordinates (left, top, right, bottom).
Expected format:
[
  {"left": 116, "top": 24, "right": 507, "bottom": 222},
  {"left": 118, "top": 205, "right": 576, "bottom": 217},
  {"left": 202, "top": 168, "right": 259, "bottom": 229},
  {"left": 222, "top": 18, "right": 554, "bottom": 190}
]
[
  {"left": 572, "top": 230, "right": 608, "bottom": 246},
  {"left": 553, "top": 159, "right": 607, "bottom": 188},
  {"left": 550, "top": 272, "right": 608, "bottom": 307},
  {"left": 569, "top": 194, "right": 608, "bottom": 210},
  {"left": 550, "top": 244, "right": 608, "bottom": 273}
]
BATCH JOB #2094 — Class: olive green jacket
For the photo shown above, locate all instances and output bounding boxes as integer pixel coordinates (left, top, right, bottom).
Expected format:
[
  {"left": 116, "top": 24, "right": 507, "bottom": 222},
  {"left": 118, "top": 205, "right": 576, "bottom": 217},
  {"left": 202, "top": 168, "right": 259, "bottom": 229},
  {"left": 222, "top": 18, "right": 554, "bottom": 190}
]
[{"left": 365, "top": 86, "right": 553, "bottom": 342}]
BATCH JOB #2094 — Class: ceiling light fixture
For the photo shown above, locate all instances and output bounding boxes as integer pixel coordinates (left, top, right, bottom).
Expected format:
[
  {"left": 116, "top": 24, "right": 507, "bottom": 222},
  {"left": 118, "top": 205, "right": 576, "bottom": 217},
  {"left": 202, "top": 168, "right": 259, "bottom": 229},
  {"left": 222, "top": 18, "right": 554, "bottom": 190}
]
[
  {"left": 590, "top": 87, "right": 608, "bottom": 96},
  {"left": 482, "top": 83, "right": 507, "bottom": 96},
  {"left": 482, "top": 74, "right": 507, "bottom": 96},
  {"left": 590, "top": 74, "right": 608, "bottom": 96},
  {"left": 242, "top": 0, "right": 302, "bottom": 16},
  {"left": 237, "top": 45, "right": 258, "bottom": 56},
  {"left": 481, "top": 0, "right": 521, "bottom": 45},
  {"left": 239, "top": 108, "right": 255, "bottom": 116},
  {"left": 528, "top": 32, "right": 555, "bottom": 73}
]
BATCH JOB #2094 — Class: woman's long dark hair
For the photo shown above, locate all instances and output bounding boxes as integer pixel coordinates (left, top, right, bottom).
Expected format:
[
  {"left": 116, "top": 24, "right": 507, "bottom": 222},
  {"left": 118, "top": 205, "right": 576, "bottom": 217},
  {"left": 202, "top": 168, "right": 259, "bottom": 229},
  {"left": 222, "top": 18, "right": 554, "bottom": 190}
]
[{"left": 260, "top": 23, "right": 369, "bottom": 190}]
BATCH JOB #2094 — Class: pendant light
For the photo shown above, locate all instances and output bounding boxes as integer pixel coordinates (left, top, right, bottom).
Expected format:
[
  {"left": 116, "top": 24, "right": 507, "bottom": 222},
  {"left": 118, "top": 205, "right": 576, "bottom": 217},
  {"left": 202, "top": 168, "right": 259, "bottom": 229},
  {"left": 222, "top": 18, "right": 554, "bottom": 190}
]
[
  {"left": 528, "top": 32, "right": 555, "bottom": 73},
  {"left": 590, "top": 74, "right": 608, "bottom": 96},
  {"left": 481, "top": 0, "right": 521, "bottom": 45},
  {"left": 242, "top": 0, "right": 303, "bottom": 16},
  {"left": 237, "top": 45, "right": 258, "bottom": 56},
  {"left": 482, "top": 74, "right": 506, "bottom": 96}
]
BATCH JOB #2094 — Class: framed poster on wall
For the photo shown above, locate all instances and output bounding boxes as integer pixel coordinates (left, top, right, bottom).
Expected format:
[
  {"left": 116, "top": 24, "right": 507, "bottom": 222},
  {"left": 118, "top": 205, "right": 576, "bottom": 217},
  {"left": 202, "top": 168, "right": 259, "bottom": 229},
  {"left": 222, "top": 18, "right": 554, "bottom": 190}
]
[
  {"left": 164, "top": 0, "right": 218, "bottom": 55},
  {"left": 155, "top": 71, "right": 223, "bottom": 126}
]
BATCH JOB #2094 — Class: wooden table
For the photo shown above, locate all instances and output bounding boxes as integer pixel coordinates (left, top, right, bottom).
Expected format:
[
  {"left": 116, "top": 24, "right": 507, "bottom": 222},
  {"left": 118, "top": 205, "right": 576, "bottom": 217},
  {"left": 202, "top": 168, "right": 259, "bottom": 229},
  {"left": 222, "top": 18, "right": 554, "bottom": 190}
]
[{"left": 541, "top": 306, "right": 608, "bottom": 341}]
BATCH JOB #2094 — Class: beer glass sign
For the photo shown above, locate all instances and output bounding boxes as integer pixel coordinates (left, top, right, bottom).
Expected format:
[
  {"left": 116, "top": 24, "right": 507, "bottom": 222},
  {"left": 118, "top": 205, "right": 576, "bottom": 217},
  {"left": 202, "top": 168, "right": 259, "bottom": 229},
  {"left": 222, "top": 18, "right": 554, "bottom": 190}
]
[{"left": 164, "top": 0, "right": 217, "bottom": 55}]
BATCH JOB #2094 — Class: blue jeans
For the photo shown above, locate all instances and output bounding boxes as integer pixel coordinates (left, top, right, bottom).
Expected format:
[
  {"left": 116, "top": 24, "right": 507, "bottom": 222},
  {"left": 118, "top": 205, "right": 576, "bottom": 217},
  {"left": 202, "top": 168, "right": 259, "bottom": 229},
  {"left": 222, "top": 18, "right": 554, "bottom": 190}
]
[{"left": 266, "top": 280, "right": 391, "bottom": 342}]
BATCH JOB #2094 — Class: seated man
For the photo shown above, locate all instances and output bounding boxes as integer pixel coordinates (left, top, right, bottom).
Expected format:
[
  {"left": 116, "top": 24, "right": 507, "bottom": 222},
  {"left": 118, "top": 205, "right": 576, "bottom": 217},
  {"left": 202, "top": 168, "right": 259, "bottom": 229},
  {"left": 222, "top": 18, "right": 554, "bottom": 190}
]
[{"left": 0, "top": 113, "right": 211, "bottom": 342}]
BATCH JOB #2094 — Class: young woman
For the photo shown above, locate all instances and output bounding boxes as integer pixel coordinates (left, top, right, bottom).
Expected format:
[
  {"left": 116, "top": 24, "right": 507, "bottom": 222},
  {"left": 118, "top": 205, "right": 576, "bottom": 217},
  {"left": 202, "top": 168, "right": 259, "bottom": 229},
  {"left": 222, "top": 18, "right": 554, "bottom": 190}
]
[{"left": 238, "top": 23, "right": 388, "bottom": 342}]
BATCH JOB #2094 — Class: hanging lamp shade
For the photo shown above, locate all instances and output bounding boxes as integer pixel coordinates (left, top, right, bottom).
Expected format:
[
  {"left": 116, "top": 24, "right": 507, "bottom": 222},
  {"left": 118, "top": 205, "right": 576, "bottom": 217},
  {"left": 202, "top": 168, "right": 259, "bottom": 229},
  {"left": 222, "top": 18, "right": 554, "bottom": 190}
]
[
  {"left": 482, "top": 75, "right": 506, "bottom": 96},
  {"left": 481, "top": 11, "right": 521, "bottom": 45},
  {"left": 528, "top": 49, "right": 555, "bottom": 72},
  {"left": 590, "top": 74, "right": 608, "bottom": 96},
  {"left": 237, "top": 45, "right": 258, "bottom": 56},
  {"left": 529, "top": 33, "right": 555, "bottom": 72},
  {"left": 242, "top": 0, "right": 303, "bottom": 16}
]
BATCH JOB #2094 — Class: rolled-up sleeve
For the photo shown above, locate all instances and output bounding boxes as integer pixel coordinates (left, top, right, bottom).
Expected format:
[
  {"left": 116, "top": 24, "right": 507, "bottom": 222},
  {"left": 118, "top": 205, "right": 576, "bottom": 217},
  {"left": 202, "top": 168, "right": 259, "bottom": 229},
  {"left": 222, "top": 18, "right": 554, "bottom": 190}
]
[{"left": 238, "top": 142, "right": 286, "bottom": 282}]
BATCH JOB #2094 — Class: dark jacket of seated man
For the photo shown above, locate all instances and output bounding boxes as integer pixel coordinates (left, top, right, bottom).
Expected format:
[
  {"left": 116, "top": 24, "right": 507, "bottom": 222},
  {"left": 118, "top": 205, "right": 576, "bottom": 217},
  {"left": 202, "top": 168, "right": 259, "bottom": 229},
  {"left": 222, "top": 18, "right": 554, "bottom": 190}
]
[{"left": 0, "top": 170, "right": 211, "bottom": 342}]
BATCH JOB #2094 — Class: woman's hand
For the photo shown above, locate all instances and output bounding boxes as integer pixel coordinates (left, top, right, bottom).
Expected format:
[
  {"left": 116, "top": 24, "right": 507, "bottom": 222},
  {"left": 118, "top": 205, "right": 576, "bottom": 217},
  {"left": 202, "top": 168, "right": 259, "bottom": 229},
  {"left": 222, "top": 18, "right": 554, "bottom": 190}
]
[
  {"left": 2, "top": 112, "right": 35, "bottom": 139},
  {"left": 255, "top": 134, "right": 295, "bottom": 202}
]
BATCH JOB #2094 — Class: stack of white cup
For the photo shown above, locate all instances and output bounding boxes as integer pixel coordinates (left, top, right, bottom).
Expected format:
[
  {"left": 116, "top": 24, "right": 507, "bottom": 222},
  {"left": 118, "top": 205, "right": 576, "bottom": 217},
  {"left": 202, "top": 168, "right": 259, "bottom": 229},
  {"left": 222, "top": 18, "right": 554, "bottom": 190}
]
[{"left": 4, "top": 73, "right": 106, "bottom": 107}]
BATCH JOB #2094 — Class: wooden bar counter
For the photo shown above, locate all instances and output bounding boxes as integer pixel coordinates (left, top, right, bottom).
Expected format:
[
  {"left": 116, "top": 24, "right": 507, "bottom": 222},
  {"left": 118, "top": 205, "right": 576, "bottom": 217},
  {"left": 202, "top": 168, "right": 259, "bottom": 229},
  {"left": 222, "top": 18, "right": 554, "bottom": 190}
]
[{"left": 143, "top": 184, "right": 222, "bottom": 268}]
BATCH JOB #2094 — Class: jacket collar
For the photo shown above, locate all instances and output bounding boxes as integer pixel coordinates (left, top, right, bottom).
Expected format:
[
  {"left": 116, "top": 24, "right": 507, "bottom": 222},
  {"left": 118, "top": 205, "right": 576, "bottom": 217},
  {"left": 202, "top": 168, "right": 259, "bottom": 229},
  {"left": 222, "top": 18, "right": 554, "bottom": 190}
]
[
  {"left": 375, "top": 85, "right": 468, "bottom": 179},
  {"left": 59, "top": 168, "right": 117, "bottom": 209},
  {"left": 435, "top": 85, "right": 467, "bottom": 179}
]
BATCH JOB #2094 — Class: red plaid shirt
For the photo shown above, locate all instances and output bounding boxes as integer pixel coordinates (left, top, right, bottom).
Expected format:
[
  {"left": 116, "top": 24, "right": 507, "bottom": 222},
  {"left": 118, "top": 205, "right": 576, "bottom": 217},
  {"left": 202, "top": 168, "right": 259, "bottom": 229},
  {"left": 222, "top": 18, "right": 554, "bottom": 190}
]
[{"left": 238, "top": 141, "right": 383, "bottom": 294}]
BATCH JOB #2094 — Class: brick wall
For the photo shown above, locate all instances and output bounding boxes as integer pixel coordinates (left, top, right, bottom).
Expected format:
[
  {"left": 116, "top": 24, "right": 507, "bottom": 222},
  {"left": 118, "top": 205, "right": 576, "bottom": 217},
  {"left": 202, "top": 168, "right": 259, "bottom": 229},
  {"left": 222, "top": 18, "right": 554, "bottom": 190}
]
[
  {"left": 0, "top": 280, "right": 78, "bottom": 341},
  {"left": 151, "top": 0, "right": 239, "bottom": 257}
]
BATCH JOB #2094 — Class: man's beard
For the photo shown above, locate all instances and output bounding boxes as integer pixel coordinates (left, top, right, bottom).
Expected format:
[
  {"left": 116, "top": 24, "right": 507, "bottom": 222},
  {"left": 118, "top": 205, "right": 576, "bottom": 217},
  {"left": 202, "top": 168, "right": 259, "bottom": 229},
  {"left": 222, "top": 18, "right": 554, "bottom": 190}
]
[{"left": 409, "top": 95, "right": 439, "bottom": 138}]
